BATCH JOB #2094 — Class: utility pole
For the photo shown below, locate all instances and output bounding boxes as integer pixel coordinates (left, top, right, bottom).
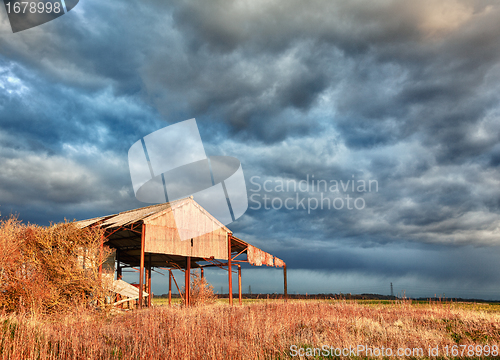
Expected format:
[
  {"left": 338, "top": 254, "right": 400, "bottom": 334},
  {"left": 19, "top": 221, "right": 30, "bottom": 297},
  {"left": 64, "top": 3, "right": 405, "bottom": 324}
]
[
  {"left": 249, "top": 285, "right": 251, "bottom": 295},
  {"left": 390, "top": 283, "right": 394, "bottom": 297}
]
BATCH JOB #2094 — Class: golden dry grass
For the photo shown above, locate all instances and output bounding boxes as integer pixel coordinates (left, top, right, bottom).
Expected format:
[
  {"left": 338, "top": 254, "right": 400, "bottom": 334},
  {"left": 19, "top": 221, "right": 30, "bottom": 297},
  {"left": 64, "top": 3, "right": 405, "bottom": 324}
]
[{"left": 1, "top": 300, "right": 500, "bottom": 359}]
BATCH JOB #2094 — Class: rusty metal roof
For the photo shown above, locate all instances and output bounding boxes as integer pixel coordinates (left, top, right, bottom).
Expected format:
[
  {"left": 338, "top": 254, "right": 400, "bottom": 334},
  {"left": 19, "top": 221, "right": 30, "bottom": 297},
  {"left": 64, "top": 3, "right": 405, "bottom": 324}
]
[
  {"left": 76, "top": 198, "right": 285, "bottom": 269},
  {"left": 76, "top": 197, "right": 231, "bottom": 233},
  {"left": 75, "top": 199, "right": 184, "bottom": 229},
  {"left": 230, "top": 235, "right": 285, "bottom": 268}
]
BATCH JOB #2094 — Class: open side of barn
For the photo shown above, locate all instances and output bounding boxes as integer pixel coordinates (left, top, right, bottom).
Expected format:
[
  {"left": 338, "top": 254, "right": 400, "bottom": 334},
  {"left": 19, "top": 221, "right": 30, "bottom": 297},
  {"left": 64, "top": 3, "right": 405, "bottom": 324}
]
[{"left": 76, "top": 197, "right": 287, "bottom": 307}]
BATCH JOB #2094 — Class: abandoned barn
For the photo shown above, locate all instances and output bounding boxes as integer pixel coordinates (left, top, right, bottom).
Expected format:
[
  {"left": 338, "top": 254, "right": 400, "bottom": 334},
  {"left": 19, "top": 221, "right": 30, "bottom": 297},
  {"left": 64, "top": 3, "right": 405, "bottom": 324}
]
[{"left": 76, "top": 197, "right": 287, "bottom": 307}]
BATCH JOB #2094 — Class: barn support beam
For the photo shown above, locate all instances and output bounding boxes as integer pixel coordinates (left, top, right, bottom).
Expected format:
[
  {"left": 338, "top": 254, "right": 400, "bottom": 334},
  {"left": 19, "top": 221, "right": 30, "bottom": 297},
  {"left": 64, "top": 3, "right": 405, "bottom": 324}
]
[
  {"left": 173, "top": 272, "right": 183, "bottom": 302},
  {"left": 228, "top": 234, "right": 233, "bottom": 306},
  {"left": 139, "top": 224, "right": 146, "bottom": 309},
  {"left": 168, "top": 269, "right": 172, "bottom": 306},
  {"left": 144, "top": 257, "right": 149, "bottom": 306},
  {"left": 147, "top": 253, "right": 152, "bottom": 308},
  {"left": 185, "top": 256, "right": 191, "bottom": 306},
  {"left": 238, "top": 264, "right": 242, "bottom": 305},
  {"left": 284, "top": 264, "right": 288, "bottom": 302}
]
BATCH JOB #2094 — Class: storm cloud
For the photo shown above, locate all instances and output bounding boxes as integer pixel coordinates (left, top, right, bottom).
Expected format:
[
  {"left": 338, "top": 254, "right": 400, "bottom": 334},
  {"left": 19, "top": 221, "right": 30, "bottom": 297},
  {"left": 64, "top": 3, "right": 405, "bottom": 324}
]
[{"left": 2, "top": 0, "right": 500, "bottom": 298}]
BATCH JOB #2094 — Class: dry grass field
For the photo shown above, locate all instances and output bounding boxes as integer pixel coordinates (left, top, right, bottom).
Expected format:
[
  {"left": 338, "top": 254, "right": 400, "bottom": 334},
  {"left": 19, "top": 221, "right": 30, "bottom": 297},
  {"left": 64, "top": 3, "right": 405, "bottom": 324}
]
[{"left": 1, "top": 299, "right": 500, "bottom": 359}]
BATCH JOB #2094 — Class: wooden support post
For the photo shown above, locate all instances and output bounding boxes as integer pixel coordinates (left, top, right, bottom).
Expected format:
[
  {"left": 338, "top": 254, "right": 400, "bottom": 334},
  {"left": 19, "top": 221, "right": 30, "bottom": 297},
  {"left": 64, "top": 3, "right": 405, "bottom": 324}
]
[
  {"left": 201, "top": 268, "right": 204, "bottom": 279},
  {"left": 147, "top": 253, "right": 152, "bottom": 308},
  {"left": 168, "top": 269, "right": 172, "bottom": 306},
  {"left": 228, "top": 233, "right": 233, "bottom": 306},
  {"left": 185, "top": 257, "right": 191, "bottom": 306},
  {"left": 139, "top": 224, "right": 146, "bottom": 309},
  {"left": 284, "top": 264, "right": 288, "bottom": 302},
  {"left": 238, "top": 264, "right": 242, "bottom": 305}
]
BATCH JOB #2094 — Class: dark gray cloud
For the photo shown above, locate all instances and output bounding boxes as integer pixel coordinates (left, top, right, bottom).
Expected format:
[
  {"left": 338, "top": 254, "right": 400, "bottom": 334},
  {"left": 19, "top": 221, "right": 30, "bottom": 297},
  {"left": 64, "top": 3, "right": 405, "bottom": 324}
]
[{"left": 2, "top": 0, "right": 500, "bottom": 296}]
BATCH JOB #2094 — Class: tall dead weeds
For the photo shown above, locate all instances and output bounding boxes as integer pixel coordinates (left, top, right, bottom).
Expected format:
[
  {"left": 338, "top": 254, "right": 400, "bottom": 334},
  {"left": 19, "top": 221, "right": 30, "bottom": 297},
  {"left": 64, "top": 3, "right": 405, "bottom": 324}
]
[{"left": 0, "top": 216, "right": 111, "bottom": 315}]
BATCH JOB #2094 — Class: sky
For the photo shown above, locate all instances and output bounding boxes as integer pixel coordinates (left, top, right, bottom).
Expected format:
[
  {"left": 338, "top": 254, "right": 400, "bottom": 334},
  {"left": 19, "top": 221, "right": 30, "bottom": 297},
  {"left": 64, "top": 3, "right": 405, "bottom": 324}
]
[{"left": 2, "top": 0, "right": 500, "bottom": 299}]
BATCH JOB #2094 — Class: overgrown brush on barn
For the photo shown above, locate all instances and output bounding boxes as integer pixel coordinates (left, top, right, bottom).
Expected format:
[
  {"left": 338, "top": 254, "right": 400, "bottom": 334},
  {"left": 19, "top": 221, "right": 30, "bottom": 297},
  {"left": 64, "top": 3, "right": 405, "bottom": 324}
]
[{"left": 0, "top": 216, "right": 112, "bottom": 314}]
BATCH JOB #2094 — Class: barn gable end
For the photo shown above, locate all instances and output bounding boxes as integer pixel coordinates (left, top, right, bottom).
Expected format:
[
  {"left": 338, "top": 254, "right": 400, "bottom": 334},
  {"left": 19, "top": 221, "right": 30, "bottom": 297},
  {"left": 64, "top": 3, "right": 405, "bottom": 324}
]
[{"left": 143, "top": 198, "right": 229, "bottom": 260}]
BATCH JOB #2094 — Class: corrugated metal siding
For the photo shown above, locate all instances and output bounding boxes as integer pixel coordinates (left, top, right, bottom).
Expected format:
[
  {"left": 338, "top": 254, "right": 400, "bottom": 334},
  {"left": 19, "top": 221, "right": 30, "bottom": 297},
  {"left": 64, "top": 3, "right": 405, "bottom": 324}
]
[
  {"left": 247, "top": 245, "right": 274, "bottom": 266},
  {"left": 110, "top": 280, "right": 148, "bottom": 299},
  {"left": 75, "top": 217, "right": 105, "bottom": 229},
  {"left": 144, "top": 200, "right": 228, "bottom": 259},
  {"left": 99, "top": 202, "right": 174, "bottom": 228},
  {"left": 274, "top": 257, "right": 285, "bottom": 268}
]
